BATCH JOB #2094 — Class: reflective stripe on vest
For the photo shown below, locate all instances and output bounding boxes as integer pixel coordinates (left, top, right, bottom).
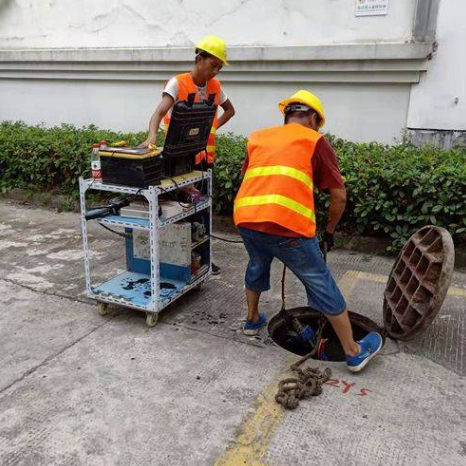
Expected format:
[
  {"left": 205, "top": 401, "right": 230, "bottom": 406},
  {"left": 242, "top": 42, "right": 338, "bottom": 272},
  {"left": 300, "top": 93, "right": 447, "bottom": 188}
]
[
  {"left": 243, "top": 165, "right": 313, "bottom": 189},
  {"left": 234, "top": 123, "right": 322, "bottom": 237},
  {"left": 234, "top": 194, "right": 316, "bottom": 222}
]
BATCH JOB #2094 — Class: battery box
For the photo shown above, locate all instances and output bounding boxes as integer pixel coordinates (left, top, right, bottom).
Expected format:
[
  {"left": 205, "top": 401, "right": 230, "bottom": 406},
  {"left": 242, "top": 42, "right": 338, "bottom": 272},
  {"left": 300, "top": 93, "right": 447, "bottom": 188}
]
[{"left": 100, "top": 148, "right": 163, "bottom": 187}]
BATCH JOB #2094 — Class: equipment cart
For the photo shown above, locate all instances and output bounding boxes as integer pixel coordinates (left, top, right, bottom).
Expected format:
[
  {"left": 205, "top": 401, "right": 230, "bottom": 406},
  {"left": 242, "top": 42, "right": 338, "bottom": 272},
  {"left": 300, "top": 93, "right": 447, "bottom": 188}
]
[{"left": 79, "top": 170, "right": 212, "bottom": 327}]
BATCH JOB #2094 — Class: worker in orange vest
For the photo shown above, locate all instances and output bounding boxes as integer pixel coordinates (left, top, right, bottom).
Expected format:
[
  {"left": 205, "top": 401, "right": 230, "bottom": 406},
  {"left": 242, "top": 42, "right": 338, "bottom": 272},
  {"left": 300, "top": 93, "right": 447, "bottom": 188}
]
[
  {"left": 234, "top": 90, "right": 383, "bottom": 372},
  {"left": 140, "top": 35, "right": 236, "bottom": 275}
]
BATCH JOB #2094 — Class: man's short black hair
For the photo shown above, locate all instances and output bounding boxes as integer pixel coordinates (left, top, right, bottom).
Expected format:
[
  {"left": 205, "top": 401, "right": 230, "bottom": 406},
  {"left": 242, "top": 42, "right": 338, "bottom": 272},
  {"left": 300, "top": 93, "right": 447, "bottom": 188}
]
[
  {"left": 195, "top": 48, "right": 214, "bottom": 63},
  {"left": 284, "top": 108, "right": 320, "bottom": 125}
]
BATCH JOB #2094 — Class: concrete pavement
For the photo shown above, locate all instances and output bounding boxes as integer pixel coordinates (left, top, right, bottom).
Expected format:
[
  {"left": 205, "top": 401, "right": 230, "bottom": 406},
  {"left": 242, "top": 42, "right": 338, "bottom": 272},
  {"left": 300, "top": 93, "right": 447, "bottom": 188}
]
[{"left": 0, "top": 199, "right": 465, "bottom": 466}]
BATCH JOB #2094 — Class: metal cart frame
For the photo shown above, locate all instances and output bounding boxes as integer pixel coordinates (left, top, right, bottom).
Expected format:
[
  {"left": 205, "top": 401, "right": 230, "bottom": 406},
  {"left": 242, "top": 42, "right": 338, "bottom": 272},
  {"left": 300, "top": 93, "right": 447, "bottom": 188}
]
[{"left": 79, "top": 170, "right": 212, "bottom": 327}]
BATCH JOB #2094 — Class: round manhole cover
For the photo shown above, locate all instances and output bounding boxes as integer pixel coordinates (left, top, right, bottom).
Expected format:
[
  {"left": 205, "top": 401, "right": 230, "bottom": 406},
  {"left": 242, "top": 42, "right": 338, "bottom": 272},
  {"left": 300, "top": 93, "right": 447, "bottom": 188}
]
[{"left": 383, "top": 225, "right": 454, "bottom": 340}]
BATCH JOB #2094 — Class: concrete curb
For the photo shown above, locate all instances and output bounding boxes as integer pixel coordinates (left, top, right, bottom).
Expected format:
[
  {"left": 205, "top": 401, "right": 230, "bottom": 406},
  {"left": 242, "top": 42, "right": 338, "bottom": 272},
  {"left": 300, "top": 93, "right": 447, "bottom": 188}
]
[
  {"left": 213, "top": 213, "right": 466, "bottom": 270},
  {"left": 1, "top": 188, "right": 79, "bottom": 211},
  {"left": 213, "top": 215, "right": 394, "bottom": 257},
  {"left": 2, "top": 188, "right": 465, "bottom": 269}
]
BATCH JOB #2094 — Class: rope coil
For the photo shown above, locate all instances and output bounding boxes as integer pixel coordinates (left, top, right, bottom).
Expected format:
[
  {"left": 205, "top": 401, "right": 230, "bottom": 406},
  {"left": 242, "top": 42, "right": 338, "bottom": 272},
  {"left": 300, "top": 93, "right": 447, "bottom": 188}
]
[
  {"left": 275, "top": 366, "right": 331, "bottom": 410},
  {"left": 275, "top": 264, "right": 330, "bottom": 410}
]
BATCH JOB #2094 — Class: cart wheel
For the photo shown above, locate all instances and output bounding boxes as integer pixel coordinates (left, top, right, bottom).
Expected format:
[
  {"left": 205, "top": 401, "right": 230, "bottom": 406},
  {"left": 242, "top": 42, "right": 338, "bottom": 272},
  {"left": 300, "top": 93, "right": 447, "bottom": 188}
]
[
  {"left": 146, "top": 312, "right": 159, "bottom": 327},
  {"left": 97, "top": 303, "right": 110, "bottom": 316},
  {"left": 194, "top": 282, "right": 203, "bottom": 291}
]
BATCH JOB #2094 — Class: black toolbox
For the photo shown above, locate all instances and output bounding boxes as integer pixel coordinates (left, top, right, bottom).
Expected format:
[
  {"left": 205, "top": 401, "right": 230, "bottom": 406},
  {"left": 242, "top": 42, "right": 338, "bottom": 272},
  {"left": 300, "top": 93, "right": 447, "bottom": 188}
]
[
  {"left": 100, "top": 149, "right": 163, "bottom": 187},
  {"left": 163, "top": 94, "right": 217, "bottom": 177},
  {"left": 98, "top": 94, "right": 217, "bottom": 186}
]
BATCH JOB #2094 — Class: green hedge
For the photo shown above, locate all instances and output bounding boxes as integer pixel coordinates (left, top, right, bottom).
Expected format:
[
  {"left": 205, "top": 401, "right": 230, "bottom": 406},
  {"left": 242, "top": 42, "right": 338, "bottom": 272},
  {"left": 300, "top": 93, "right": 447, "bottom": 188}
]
[
  {"left": 326, "top": 134, "right": 466, "bottom": 250},
  {"left": 216, "top": 132, "right": 466, "bottom": 251},
  {"left": 1, "top": 121, "right": 466, "bottom": 250},
  {"left": 0, "top": 121, "right": 162, "bottom": 194}
]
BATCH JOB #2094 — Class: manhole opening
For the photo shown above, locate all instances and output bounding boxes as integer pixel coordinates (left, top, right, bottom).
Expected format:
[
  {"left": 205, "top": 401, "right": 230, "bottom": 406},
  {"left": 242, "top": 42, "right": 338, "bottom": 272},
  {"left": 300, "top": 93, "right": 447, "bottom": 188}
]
[{"left": 268, "top": 307, "right": 384, "bottom": 362}]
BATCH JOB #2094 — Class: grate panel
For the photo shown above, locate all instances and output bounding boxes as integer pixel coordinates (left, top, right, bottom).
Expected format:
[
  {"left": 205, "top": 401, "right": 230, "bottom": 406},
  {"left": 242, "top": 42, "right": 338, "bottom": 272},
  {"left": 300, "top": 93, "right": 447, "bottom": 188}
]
[{"left": 383, "top": 226, "right": 454, "bottom": 340}]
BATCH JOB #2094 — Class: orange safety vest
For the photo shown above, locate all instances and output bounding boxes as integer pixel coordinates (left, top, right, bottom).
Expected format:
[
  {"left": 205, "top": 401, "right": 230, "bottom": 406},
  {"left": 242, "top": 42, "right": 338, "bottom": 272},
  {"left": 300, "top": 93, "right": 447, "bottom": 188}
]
[
  {"left": 234, "top": 123, "right": 321, "bottom": 238},
  {"left": 162, "top": 73, "right": 221, "bottom": 165}
]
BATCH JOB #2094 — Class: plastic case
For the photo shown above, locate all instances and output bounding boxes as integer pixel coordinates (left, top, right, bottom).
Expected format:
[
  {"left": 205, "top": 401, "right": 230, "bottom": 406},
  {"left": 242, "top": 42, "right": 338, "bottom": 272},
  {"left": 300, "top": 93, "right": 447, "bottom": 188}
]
[
  {"left": 100, "top": 149, "right": 163, "bottom": 187},
  {"left": 163, "top": 93, "right": 217, "bottom": 177}
]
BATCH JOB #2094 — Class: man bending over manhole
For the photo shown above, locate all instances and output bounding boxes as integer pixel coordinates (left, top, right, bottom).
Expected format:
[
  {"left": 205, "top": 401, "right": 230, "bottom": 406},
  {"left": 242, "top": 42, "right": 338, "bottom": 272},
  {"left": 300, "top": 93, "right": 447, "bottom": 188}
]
[{"left": 234, "top": 90, "right": 383, "bottom": 372}]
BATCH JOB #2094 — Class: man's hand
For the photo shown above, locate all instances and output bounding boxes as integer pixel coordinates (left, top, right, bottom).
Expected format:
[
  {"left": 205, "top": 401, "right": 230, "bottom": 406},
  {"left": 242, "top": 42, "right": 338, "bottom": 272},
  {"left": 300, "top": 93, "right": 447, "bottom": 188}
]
[
  {"left": 138, "top": 93, "right": 174, "bottom": 148},
  {"left": 327, "top": 187, "right": 346, "bottom": 232},
  {"left": 320, "top": 231, "right": 335, "bottom": 253},
  {"left": 138, "top": 136, "right": 156, "bottom": 149}
]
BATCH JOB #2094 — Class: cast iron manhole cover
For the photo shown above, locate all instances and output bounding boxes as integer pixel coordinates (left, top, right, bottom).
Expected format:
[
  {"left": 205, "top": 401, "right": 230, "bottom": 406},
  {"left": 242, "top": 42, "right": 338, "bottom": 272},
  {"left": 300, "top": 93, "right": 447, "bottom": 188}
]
[{"left": 383, "top": 225, "right": 454, "bottom": 340}]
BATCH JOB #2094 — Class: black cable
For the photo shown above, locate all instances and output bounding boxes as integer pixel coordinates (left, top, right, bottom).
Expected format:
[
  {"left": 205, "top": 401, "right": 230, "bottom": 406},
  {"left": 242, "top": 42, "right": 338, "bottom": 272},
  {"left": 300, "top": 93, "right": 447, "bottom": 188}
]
[
  {"left": 209, "top": 233, "right": 243, "bottom": 244},
  {"left": 169, "top": 177, "right": 181, "bottom": 192},
  {"left": 165, "top": 175, "right": 241, "bottom": 244},
  {"left": 83, "top": 175, "right": 97, "bottom": 194},
  {"left": 158, "top": 185, "right": 191, "bottom": 209},
  {"left": 199, "top": 166, "right": 207, "bottom": 197},
  {"left": 135, "top": 188, "right": 149, "bottom": 207},
  {"left": 99, "top": 223, "right": 130, "bottom": 238}
]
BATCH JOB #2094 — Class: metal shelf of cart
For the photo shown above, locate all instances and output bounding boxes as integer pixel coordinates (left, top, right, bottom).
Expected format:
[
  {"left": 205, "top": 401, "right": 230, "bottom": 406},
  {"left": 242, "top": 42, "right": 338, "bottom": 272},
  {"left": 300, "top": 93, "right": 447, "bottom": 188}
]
[
  {"left": 93, "top": 199, "right": 210, "bottom": 231},
  {"left": 88, "top": 265, "right": 210, "bottom": 313},
  {"left": 79, "top": 170, "right": 212, "bottom": 327},
  {"left": 81, "top": 170, "right": 210, "bottom": 195}
]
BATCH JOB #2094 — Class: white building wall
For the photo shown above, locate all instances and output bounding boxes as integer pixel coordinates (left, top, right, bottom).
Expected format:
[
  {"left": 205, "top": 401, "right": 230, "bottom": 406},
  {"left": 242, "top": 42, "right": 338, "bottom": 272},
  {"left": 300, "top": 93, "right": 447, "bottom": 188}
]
[
  {"left": 0, "top": 78, "right": 412, "bottom": 143},
  {"left": 0, "top": 0, "right": 432, "bottom": 143},
  {"left": 0, "top": 0, "right": 417, "bottom": 48},
  {"left": 407, "top": 0, "right": 466, "bottom": 131}
]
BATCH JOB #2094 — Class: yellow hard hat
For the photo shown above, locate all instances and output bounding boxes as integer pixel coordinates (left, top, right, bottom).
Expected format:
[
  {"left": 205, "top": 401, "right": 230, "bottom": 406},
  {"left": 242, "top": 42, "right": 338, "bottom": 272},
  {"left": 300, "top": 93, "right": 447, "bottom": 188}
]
[
  {"left": 195, "top": 35, "right": 229, "bottom": 65},
  {"left": 279, "top": 90, "right": 326, "bottom": 128}
]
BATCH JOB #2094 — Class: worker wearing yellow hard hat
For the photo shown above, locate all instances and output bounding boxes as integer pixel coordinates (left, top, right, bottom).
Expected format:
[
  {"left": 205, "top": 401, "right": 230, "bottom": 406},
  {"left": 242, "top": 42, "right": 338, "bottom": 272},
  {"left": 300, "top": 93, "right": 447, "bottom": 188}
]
[
  {"left": 139, "top": 35, "right": 235, "bottom": 275},
  {"left": 278, "top": 90, "right": 326, "bottom": 129},
  {"left": 195, "top": 35, "right": 229, "bottom": 65},
  {"left": 139, "top": 35, "right": 234, "bottom": 160},
  {"left": 233, "top": 89, "right": 383, "bottom": 372}
]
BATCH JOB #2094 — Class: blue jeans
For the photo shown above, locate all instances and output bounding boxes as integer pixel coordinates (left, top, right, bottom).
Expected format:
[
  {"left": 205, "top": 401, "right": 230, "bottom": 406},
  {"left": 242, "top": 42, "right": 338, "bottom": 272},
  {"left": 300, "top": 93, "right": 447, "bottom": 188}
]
[{"left": 238, "top": 227, "right": 346, "bottom": 316}]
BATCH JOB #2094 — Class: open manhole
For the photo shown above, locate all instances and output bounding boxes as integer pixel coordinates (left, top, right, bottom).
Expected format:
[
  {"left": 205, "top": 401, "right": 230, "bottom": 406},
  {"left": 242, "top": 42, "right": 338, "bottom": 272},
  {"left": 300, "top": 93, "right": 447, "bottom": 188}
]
[
  {"left": 268, "top": 226, "right": 454, "bottom": 361},
  {"left": 268, "top": 307, "right": 384, "bottom": 361}
]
